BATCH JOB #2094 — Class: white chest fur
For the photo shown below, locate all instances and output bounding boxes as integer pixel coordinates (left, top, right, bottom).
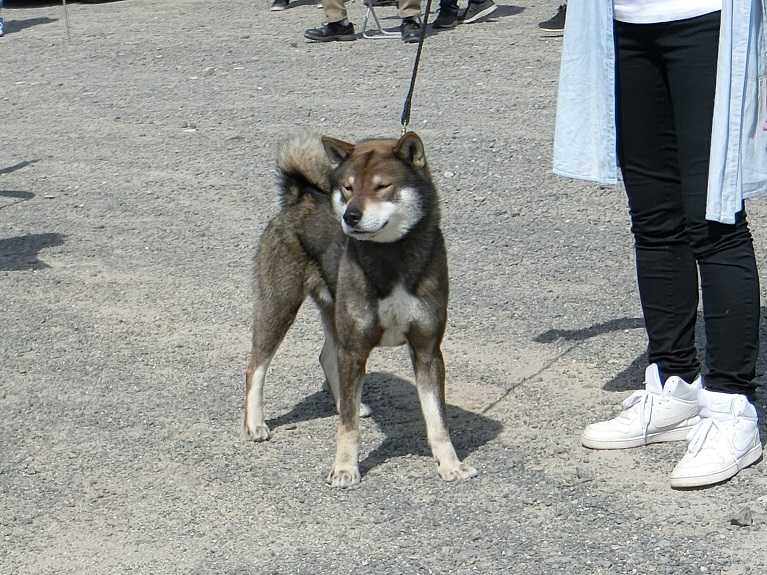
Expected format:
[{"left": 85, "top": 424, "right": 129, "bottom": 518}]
[{"left": 377, "top": 284, "right": 425, "bottom": 347}]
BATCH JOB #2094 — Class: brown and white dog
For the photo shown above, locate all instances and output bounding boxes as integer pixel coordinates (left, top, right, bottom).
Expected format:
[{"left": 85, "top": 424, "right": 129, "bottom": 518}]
[{"left": 243, "top": 132, "right": 477, "bottom": 487}]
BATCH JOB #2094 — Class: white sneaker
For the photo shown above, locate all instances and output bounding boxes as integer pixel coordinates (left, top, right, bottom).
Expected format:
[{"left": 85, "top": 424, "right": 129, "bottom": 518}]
[
  {"left": 670, "top": 389, "right": 763, "bottom": 488},
  {"left": 582, "top": 364, "right": 701, "bottom": 449}
]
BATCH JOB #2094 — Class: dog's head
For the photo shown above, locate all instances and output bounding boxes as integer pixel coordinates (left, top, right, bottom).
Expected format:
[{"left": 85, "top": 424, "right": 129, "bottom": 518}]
[{"left": 321, "top": 132, "right": 434, "bottom": 243}]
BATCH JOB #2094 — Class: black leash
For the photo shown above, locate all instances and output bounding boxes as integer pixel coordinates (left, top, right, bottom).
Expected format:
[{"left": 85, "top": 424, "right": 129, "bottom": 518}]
[{"left": 400, "top": 0, "right": 434, "bottom": 134}]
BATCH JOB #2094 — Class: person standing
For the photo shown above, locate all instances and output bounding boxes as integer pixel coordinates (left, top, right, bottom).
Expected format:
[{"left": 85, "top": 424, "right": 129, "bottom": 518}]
[
  {"left": 305, "top": 0, "right": 423, "bottom": 43},
  {"left": 554, "top": 0, "right": 766, "bottom": 487}
]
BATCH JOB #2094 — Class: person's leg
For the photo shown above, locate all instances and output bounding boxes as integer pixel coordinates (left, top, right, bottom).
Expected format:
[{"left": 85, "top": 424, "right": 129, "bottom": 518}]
[
  {"left": 323, "top": 0, "right": 348, "bottom": 23},
  {"left": 616, "top": 19, "right": 700, "bottom": 385},
  {"left": 398, "top": 0, "right": 421, "bottom": 20},
  {"left": 662, "top": 12, "right": 760, "bottom": 397},
  {"left": 580, "top": 18, "right": 706, "bottom": 453},
  {"left": 398, "top": 0, "right": 422, "bottom": 43},
  {"left": 304, "top": 0, "right": 357, "bottom": 42},
  {"left": 652, "top": 11, "right": 762, "bottom": 487},
  {"left": 433, "top": 1, "right": 460, "bottom": 29}
]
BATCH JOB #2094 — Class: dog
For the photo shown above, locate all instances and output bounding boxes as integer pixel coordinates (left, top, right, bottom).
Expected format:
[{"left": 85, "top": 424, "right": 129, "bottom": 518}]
[{"left": 243, "top": 131, "right": 477, "bottom": 487}]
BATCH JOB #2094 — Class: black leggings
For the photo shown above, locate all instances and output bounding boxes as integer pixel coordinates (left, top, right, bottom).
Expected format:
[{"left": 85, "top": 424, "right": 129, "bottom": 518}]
[{"left": 616, "top": 11, "right": 760, "bottom": 396}]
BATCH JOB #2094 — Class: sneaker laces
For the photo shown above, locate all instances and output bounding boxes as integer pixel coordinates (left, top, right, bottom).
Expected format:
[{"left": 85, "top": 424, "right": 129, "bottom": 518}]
[
  {"left": 621, "top": 390, "right": 656, "bottom": 442},
  {"left": 686, "top": 414, "right": 733, "bottom": 456}
]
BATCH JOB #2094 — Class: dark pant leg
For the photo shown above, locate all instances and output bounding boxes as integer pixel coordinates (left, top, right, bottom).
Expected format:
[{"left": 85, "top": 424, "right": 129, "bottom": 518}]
[
  {"left": 661, "top": 12, "right": 760, "bottom": 395},
  {"left": 616, "top": 20, "right": 700, "bottom": 384},
  {"left": 440, "top": 0, "right": 458, "bottom": 12}
]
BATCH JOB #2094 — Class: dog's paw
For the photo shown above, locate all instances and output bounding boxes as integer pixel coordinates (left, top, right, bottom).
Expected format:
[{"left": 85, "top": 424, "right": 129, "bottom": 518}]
[
  {"left": 242, "top": 423, "right": 271, "bottom": 442},
  {"left": 326, "top": 465, "right": 361, "bottom": 488},
  {"left": 438, "top": 462, "right": 478, "bottom": 482}
]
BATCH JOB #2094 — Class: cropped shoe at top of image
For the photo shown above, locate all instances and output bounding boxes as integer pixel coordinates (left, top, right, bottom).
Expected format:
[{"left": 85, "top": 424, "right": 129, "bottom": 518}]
[
  {"left": 538, "top": 3, "right": 566, "bottom": 33},
  {"left": 433, "top": 0, "right": 498, "bottom": 29}
]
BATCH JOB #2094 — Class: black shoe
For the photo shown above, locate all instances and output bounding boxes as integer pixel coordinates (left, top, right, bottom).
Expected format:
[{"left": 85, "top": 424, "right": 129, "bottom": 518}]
[
  {"left": 538, "top": 4, "right": 566, "bottom": 32},
  {"left": 400, "top": 17, "right": 422, "bottom": 43},
  {"left": 459, "top": 0, "right": 497, "bottom": 24},
  {"left": 271, "top": 0, "right": 289, "bottom": 11},
  {"left": 304, "top": 21, "right": 357, "bottom": 42},
  {"left": 432, "top": 8, "right": 459, "bottom": 29}
]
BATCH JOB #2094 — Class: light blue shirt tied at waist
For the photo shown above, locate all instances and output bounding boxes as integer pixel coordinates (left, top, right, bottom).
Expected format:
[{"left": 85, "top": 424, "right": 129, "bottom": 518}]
[{"left": 553, "top": 0, "right": 767, "bottom": 224}]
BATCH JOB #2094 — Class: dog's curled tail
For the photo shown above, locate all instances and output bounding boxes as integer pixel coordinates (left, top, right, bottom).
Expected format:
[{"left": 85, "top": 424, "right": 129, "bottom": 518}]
[{"left": 276, "top": 132, "right": 333, "bottom": 207}]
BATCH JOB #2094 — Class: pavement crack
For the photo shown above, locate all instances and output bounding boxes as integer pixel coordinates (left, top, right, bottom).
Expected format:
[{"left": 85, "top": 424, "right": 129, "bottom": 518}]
[{"left": 480, "top": 341, "right": 582, "bottom": 415}]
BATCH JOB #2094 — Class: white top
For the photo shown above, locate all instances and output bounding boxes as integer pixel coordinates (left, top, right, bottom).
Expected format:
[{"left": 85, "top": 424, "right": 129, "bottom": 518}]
[{"left": 613, "top": 0, "right": 722, "bottom": 23}]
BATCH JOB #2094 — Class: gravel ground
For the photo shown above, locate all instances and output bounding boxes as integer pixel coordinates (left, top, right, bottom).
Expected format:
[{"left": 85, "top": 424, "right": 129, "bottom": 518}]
[{"left": 2, "top": 1, "right": 766, "bottom": 573}]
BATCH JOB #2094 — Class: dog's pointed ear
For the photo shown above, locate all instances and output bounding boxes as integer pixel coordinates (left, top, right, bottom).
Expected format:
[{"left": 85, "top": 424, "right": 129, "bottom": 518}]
[
  {"left": 394, "top": 132, "right": 426, "bottom": 168},
  {"left": 321, "top": 136, "right": 355, "bottom": 166}
]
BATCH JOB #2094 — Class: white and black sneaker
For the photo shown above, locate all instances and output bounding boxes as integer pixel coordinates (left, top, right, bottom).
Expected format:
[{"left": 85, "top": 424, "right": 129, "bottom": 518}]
[
  {"left": 581, "top": 364, "right": 702, "bottom": 450},
  {"left": 271, "top": 0, "right": 289, "bottom": 11},
  {"left": 538, "top": 4, "right": 566, "bottom": 32},
  {"left": 459, "top": 0, "right": 497, "bottom": 24}
]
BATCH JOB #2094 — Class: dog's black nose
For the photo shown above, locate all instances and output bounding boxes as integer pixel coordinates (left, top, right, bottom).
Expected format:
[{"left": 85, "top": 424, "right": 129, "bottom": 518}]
[{"left": 343, "top": 207, "right": 363, "bottom": 227}]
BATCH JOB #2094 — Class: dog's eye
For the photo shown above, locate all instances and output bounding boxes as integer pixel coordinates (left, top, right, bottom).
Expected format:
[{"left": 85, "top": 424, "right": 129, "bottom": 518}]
[
  {"left": 376, "top": 183, "right": 392, "bottom": 192},
  {"left": 341, "top": 185, "right": 353, "bottom": 198}
]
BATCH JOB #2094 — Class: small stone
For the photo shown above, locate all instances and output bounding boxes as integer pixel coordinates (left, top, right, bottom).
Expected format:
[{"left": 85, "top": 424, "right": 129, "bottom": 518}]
[
  {"left": 575, "top": 466, "right": 593, "bottom": 481},
  {"left": 284, "top": 423, "right": 297, "bottom": 430},
  {"left": 729, "top": 506, "right": 753, "bottom": 527},
  {"left": 203, "top": 67, "right": 215, "bottom": 76},
  {"left": 443, "top": 171, "right": 455, "bottom": 178}
]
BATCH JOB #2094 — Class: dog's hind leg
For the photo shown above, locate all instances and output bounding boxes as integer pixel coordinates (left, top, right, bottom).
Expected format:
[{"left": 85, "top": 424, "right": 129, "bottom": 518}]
[
  {"left": 243, "top": 235, "right": 307, "bottom": 442},
  {"left": 318, "top": 305, "right": 372, "bottom": 418},
  {"left": 244, "top": 350, "right": 273, "bottom": 442},
  {"left": 408, "top": 341, "right": 478, "bottom": 482}
]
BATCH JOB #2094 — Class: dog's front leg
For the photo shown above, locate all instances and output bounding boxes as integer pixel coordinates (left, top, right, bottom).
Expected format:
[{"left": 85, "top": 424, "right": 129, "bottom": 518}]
[
  {"left": 319, "top": 307, "right": 372, "bottom": 419},
  {"left": 410, "top": 343, "right": 478, "bottom": 482},
  {"left": 326, "top": 347, "right": 368, "bottom": 488}
]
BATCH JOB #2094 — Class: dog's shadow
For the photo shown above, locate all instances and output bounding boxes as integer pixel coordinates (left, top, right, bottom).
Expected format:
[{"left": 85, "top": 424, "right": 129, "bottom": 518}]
[{"left": 267, "top": 372, "right": 503, "bottom": 475}]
